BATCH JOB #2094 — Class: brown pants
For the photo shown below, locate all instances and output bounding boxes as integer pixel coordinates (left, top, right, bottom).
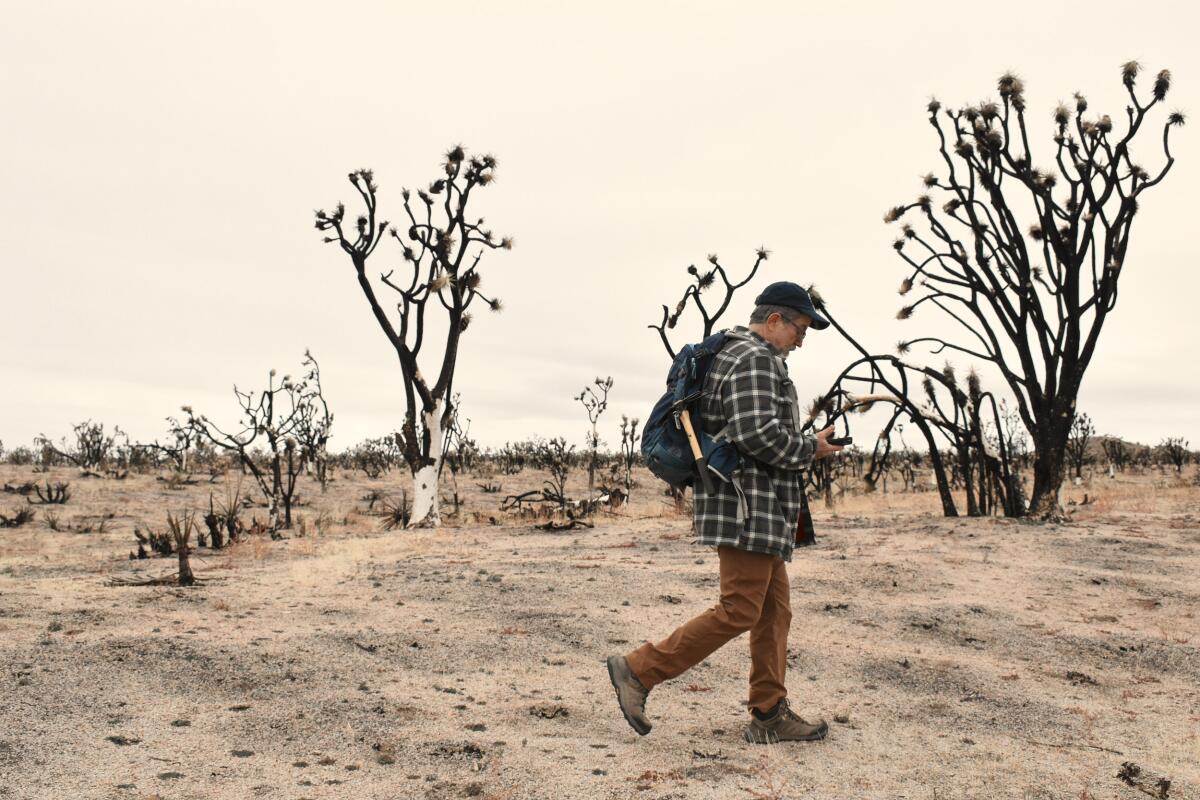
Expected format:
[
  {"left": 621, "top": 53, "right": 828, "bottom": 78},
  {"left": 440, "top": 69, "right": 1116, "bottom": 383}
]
[{"left": 625, "top": 545, "right": 791, "bottom": 713}]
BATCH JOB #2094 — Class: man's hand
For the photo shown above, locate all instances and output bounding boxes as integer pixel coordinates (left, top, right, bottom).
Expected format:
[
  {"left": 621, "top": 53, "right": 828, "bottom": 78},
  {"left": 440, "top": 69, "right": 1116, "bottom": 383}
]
[{"left": 813, "top": 426, "right": 845, "bottom": 460}]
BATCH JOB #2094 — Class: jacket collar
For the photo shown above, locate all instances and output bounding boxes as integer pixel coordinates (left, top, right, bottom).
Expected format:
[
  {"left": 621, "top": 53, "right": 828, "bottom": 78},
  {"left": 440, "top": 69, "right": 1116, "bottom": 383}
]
[{"left": 728, "top": 325, "right": 787, "bottom": 358}]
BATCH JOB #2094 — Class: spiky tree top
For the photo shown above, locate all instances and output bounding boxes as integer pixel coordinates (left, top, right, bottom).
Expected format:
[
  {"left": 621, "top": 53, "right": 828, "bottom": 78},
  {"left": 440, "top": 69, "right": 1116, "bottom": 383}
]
[
  {"left": 650, "top": 248, "right": 769, "bottom": 357},
  {"left": 887, "top": 65, "right": 1183, "bottom": 438}
]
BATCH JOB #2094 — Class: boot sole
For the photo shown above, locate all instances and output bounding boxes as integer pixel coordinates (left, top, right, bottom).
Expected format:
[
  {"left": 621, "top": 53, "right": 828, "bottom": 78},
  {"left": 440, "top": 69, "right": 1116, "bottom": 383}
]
[
  {"left": 606, "top": 656, "right": 651, "bottom": 736},
  {"left": 743, "top": 724, "right": 829, "bottom": 744}
]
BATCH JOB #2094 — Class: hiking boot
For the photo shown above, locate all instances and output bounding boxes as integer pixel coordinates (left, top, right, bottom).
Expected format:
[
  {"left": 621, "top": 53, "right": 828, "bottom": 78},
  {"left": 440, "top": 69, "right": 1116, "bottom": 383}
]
[
  {"left": 743, "top": 699, "right": 828, "bottom": 744},
  {"left": 606, "top": 655, "right": 652, "bottom": 735}
]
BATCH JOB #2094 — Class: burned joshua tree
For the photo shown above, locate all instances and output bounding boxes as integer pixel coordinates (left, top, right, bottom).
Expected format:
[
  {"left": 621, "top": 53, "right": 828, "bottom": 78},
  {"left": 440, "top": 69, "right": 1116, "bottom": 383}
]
[
  {"left": 577, "top": 376, "right": 613, "bottom": 492},
  {"left": 1065, "top": 412, "right": 1095, "bottom": 479},
  {"left": 315, "top": 148, "right": 510, "bottom": 527},
  {"left": 805, "top": 290, "right": 962, "bottom": 516},
  {"left": 36, "top": 420, "right": 123, "bottom": 475},
  {"left": 886, "top": 64, "right": 1183, "bottom": 519},
  {"left": 295, "top": 349, "right": 334, "bottom": 492},
  {"left": 183, "top": 362, "right": 317, "bottom": 531},
  {"left": 892, "top": 65, "right": 1180, "bottom": 520},
  {"left": 1101, "top": 436, "right": 1131, "bottom": 473},
  {"left": 1159, "top": 437, "right": 1189, "bottom": 473},
  {"left": 132, "top": 416, "right": 197, "bottom": 474},
  {"left": 618, "top": 414, "right": 641, "bottom": 494},
  {"left": 649, "top": 249, "right": 768, "bottom": 358}
]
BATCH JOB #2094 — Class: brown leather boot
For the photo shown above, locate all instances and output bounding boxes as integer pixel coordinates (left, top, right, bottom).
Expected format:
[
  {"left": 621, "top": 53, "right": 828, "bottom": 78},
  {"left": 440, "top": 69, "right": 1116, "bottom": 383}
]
[
  {"left": 606, "top": 655, "right": 652, "bottom": 735},
  {"left": 743, "top": 699, "right": 828, "bottom": 743}
]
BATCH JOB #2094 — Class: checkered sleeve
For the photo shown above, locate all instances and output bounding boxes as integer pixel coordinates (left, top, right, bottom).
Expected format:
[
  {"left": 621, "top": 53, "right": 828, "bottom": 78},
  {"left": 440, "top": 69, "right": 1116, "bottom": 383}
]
[{"left": 721, "top": 351, "right": 817, "bottom": 471}]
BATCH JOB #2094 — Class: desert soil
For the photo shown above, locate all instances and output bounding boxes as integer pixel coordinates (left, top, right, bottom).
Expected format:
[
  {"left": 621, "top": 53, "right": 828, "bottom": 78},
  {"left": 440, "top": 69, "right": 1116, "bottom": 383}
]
[{"left": 1, "top": 464, "right": 1198, "bottom": 800}]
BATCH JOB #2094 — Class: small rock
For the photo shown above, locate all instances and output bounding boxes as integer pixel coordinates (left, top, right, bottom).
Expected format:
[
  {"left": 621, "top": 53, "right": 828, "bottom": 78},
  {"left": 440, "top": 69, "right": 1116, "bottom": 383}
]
[
  {"left": 170, "top": 719, "right": 191, "bottom": 727},
  {"left": 833, "top": 713, "right": 850, "bottom": 724},
  {"left": 231, "top": 750, "right": 254, "bottom": 758}
]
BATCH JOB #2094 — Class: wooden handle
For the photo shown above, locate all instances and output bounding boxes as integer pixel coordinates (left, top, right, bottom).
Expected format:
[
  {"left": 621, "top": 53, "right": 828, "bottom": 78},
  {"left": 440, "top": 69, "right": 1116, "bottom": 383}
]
[
  {"left": 679, "top": 410, "right": 717, "bottom": 495},
  {"left": 678, "top": 410, "right": 704, "bottom": 459}
]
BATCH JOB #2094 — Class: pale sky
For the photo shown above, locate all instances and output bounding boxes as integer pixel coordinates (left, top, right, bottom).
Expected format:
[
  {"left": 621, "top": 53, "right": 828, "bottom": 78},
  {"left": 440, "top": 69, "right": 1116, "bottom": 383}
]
[{"left": 3, "top": 1, "right": 1197, "bottom": 455}]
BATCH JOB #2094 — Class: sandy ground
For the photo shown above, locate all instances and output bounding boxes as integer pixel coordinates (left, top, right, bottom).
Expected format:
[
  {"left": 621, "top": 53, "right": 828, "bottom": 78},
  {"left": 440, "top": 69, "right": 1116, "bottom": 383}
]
[{"left": 1, "top": 463, "right": 1198, "bottom": 800}]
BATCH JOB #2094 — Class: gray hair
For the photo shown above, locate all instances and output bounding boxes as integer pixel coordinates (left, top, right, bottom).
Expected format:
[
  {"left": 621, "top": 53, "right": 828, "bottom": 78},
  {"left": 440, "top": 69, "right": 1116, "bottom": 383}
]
[{"left": 749, "top": 304, "right": 797, "bottom": 324}]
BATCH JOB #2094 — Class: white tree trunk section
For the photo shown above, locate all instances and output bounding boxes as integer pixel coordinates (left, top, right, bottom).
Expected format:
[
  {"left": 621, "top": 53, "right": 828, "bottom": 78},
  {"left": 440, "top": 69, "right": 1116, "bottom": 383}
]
[{"left": 408, "top": 401, "right": 443, "bottom": 528}]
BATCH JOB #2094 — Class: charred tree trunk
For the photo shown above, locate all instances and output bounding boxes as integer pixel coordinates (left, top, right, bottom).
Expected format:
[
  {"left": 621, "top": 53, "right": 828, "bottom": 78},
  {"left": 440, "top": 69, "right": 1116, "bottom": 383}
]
[{"left": 1029, "top": 415, "right": 1072, "bottom": 518}]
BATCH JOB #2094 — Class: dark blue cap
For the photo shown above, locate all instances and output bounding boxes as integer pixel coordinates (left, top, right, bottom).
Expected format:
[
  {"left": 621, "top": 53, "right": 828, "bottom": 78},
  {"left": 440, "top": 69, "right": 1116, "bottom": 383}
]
[{"left": 753, "top": 282, "right": 830, "bottom": 330}]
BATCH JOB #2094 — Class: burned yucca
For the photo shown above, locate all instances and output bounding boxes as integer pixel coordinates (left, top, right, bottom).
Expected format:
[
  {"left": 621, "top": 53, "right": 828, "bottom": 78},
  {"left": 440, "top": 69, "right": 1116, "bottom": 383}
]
[{"left": 880, "top": 63, "right": 1183, "bottom": 519}]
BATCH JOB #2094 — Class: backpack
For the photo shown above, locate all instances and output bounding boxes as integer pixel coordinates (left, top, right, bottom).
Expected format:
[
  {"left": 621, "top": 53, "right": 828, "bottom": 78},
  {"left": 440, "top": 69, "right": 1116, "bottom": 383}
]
[{"left": 641, "top": 330, "right": 740, "bottom": 491}]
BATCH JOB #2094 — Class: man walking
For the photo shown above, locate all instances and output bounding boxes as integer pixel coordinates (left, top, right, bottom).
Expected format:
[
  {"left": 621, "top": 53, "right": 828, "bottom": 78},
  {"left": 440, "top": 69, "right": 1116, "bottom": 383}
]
[{"left": 608, "top": 281, "right": 844, "bottom": 744}]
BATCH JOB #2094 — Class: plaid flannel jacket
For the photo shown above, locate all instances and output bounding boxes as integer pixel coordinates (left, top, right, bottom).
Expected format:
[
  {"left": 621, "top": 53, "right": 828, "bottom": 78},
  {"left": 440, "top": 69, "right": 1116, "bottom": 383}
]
[{"left": 693, "top": 327, "right": 817, "bottom": 562}]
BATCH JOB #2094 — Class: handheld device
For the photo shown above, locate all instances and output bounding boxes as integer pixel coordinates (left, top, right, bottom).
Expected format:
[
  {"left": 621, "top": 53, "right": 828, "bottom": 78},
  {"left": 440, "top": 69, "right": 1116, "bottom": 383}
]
[{"left": 827, "top": 436, "right": 853, "bottom": 446}]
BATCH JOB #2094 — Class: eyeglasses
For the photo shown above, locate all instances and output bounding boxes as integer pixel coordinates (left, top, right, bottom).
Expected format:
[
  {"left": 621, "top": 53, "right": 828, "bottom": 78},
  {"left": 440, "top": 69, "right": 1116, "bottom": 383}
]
[{"left": 785, "top": 317, "right": 809, "bottom": 340}]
